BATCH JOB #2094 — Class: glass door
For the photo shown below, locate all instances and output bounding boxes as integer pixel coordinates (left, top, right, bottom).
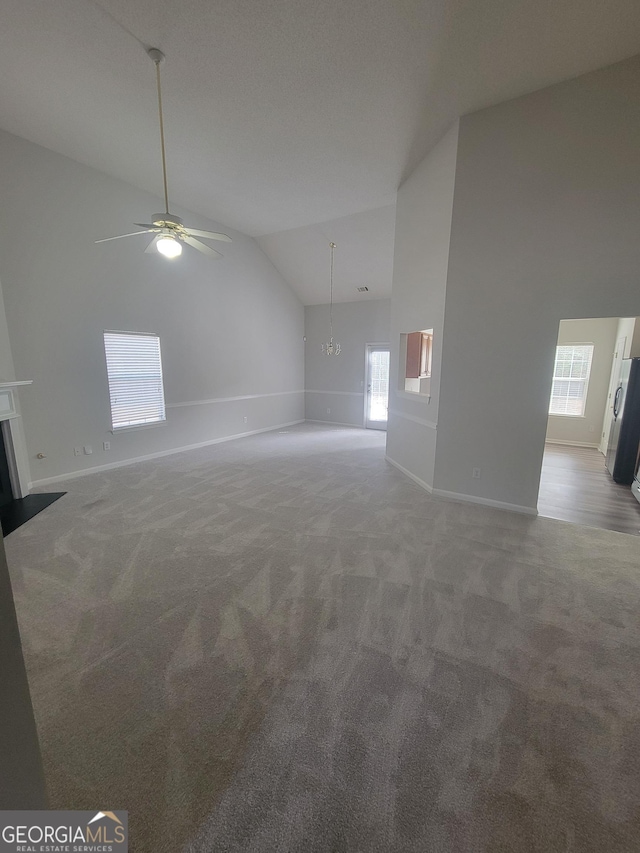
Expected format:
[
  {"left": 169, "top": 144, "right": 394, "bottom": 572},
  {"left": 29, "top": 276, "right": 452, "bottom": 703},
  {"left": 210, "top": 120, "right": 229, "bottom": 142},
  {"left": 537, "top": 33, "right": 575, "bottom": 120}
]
[{"left": 365, "top": 345, "right": 390, "bottom": 430}]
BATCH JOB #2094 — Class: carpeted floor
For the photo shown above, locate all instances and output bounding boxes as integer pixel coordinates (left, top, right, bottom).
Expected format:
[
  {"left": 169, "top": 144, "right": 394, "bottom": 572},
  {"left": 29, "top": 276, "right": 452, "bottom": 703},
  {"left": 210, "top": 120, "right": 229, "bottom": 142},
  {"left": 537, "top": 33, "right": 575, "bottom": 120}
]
[{"left": 5, "top": 424, "right": 640, "bottom": 852}]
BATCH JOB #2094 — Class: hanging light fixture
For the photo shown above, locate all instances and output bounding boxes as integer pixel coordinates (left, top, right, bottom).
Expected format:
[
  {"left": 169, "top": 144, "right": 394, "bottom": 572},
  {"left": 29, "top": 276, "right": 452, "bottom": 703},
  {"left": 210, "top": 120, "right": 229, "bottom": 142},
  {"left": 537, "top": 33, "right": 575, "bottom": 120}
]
[{"left": 321, "top": 242, "right": 341, "bottom": 356}]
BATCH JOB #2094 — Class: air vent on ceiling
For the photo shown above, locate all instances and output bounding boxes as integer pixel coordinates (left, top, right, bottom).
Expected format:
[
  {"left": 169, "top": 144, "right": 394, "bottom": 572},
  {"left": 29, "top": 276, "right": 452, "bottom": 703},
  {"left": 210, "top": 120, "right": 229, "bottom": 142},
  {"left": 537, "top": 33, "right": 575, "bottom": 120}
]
[{"left": 357, "top": 286, "right": 369, "bottom": 292}]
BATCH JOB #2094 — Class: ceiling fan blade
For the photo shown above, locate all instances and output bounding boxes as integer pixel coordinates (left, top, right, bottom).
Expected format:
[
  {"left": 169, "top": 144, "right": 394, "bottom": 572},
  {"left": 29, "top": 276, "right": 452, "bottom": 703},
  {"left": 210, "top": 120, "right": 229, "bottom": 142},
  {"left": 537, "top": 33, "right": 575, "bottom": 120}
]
[
  {"left": 145, "top": 235, "right": 161, "bottom": 254},
  {"left": 184, "top": 227, "right": 232, "bottom": 242},
  {"left": 134, "top": 223, "right": 160, "bottom": 229},
  {"left": 95, "top": 229, "right": 157, "bottom": 244},
  {"left": 182, "top": 235, "right": 223, "bottom": 259}
]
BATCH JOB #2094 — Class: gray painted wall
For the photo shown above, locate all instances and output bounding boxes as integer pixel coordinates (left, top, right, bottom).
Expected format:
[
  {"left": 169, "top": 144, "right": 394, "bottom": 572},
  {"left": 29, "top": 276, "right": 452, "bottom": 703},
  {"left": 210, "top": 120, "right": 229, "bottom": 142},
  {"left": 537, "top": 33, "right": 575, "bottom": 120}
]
[
  {"left": 0, "top": 130, "right": 304, "bottom": 484},
  {"left": 433, "top": 55, "right": 640, "bottom": 511},
  {"left": 386, "top": 122, "right": 459, "bottom": 489},
  {"left": 545, "top": 317, "right": 618, "bottom": 447},
  {"left": 304, "top": 299, "right": 390, "bottom": 426}
]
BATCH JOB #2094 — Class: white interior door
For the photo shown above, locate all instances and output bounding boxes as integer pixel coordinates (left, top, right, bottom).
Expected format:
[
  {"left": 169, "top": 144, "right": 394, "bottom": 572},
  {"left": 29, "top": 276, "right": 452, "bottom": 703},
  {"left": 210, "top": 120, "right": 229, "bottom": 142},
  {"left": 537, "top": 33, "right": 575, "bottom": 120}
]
[{"left": 365, "top": 345, "right": 390, "bottom": 430}]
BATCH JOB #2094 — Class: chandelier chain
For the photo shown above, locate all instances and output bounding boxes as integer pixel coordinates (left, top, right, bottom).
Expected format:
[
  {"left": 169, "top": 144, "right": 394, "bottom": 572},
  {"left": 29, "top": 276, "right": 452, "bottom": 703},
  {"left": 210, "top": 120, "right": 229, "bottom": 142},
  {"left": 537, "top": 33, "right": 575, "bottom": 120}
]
[
  {"left": 329, "top": 241, "right": 336, "bottom": 341},
  {"left": 322, "top": 241, "right": 341, "bottom": 355}
]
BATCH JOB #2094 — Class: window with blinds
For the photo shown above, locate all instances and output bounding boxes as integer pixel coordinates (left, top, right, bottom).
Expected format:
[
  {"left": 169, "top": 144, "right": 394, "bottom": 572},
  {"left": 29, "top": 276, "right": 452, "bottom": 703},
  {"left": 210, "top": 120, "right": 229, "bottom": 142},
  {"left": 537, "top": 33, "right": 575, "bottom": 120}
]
[
  {"left": 549, "top": 344, "right": 594, "bottom": 416},
  {"left": 103, "top": 331, "right": 166, "bottom": 430}
]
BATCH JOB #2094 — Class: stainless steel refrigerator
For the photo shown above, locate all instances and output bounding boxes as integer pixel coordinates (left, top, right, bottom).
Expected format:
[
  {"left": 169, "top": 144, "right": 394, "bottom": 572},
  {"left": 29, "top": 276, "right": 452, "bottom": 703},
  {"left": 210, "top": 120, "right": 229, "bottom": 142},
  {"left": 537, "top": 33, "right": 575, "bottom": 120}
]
[{"left": 606, "top": 357, "right": 640, "bottom": 484}]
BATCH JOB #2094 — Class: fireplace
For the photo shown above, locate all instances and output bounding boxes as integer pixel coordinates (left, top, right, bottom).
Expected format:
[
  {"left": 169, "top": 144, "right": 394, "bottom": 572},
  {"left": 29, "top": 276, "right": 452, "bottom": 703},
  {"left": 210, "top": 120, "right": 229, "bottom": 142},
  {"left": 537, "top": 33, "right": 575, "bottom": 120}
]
[{"left": 0, "top": 382, "right": 33, "bottom": 499}]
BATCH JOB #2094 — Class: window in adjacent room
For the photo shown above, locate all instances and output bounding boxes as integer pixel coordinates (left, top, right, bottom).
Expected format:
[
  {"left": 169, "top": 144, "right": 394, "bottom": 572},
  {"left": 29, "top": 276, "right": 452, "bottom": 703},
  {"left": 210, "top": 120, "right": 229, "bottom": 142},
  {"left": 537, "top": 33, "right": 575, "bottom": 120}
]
[
  {"left": 103, "top": 331, "right": 166, "bottom": 430},
  {"left": 549, "top": 343, "right": 594, "bottom": 416}
]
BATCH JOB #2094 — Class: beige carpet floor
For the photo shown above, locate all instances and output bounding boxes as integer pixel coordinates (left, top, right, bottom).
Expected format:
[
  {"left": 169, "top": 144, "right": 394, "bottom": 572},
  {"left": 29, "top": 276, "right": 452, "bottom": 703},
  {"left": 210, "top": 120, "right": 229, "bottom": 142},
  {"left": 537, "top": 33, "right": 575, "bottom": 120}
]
[{"left": 5, "top": 424, "right": 640, "bottom": 852}]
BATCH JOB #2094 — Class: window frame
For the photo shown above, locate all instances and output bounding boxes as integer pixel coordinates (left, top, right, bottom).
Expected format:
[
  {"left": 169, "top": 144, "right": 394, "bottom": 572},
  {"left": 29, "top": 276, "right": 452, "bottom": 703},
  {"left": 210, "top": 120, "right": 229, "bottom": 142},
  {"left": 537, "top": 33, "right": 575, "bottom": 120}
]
[
  {"left": 103, "top": 330, "right": 167, "bottom": 432},
  {"left": 548, "top": 342, "right": 594, "bottom": 418}
]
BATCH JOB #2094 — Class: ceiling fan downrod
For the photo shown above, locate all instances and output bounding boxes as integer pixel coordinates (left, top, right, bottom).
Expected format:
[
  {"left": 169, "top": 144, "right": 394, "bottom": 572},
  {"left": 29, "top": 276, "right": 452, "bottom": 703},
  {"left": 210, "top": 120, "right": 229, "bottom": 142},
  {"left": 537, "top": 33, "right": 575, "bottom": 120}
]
[
  {"left": 94, "top": 47, "right": 231, "bottom": 259},
  {"left": 147, "top": 48, "right": 170, "bottom": 215}
]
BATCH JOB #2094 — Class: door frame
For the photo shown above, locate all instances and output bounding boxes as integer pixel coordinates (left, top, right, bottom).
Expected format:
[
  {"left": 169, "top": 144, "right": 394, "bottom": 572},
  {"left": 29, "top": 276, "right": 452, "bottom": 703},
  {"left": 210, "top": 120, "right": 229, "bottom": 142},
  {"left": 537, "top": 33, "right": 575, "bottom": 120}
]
[
  {"left": 364, "top": 343, "right": 390, "bottom": 430},
  {"left": 599, "top": 335, "right": 626, "bottom": 455}
]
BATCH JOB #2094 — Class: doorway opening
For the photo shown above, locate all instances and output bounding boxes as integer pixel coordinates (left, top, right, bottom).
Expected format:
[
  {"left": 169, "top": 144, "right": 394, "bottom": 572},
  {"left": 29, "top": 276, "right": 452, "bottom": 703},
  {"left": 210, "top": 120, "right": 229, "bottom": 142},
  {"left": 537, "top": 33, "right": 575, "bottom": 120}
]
[
  {"left": 365, "top": 345, "right": 390, "bottom": 430},
  {"left": 538, "top": 316, "right": 640, "bottom": 534}
]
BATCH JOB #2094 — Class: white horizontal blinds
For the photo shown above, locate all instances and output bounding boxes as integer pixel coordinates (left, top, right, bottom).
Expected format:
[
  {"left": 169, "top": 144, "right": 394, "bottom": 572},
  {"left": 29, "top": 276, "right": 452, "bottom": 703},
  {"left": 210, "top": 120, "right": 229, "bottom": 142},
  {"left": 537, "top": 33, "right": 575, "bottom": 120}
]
[
  {"left": 104, "top": 332, "right": 166, "bottom": 429},
  {"left": 549, "top": 344, "right": 594, "bottom": 416}
]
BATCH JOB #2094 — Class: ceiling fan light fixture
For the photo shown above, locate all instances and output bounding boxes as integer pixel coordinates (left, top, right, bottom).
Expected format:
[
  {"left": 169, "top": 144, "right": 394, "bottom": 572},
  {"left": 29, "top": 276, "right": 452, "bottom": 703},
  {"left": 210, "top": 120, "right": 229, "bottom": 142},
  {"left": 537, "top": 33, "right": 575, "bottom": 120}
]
[{"left": 157, "top": 235, "right": 182, "bottom": 258}]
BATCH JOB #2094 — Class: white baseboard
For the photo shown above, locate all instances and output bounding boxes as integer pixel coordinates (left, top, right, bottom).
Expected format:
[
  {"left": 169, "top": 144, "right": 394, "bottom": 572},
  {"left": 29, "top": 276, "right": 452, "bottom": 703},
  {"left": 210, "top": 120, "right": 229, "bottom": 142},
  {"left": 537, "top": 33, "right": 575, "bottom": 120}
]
[
  {"left": 29, "top": 420, "right": 305, "bottom": 488},
  {"left": 385, "top": 455, "right": 537, "bottom": 515},
  {"left": 385, "top": 455, "right": 434, "bottom": 493},
  {"left": 545, "top": 439, "right": 599, "bottom": 449},
  {"left": 432, "top": 488, "right": 538, "bottom": 516}
]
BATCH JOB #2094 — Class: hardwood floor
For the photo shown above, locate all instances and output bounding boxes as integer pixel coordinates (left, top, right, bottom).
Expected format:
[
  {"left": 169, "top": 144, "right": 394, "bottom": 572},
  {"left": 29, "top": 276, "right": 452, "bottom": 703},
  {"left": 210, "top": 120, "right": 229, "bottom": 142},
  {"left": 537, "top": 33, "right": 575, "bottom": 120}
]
[{"left": 538, "top": 443, "right": 640, "bottom": 535}]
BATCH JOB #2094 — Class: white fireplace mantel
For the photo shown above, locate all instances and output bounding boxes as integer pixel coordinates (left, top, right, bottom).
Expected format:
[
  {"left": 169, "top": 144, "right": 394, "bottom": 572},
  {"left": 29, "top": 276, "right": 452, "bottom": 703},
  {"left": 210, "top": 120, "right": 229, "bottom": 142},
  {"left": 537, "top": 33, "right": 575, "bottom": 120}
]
[
  {"left": 0, "top": 381, "right": 32, "bottom": 422},
  {"left": 0, "top": 381, "right": 33, "bottom": 499}
]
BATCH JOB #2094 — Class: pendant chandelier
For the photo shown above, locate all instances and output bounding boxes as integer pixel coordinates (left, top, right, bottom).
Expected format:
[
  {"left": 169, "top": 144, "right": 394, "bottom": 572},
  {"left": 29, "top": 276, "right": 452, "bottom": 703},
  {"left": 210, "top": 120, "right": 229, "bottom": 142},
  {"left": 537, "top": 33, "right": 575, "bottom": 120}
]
[{"left": 321, "top": 241, "right": 341, "bottom": 356}]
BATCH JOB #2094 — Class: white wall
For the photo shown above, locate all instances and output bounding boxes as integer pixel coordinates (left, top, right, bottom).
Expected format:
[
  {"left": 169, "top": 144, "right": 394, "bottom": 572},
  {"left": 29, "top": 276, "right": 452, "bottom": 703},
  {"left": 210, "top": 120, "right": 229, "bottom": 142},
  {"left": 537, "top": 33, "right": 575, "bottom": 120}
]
[
  {"left": 545, "top": 317, "right": 618, "bottom": 447},
  {"left": 617, "top": 317, "right": 636, "bottom": 359},
  {"left": 0, "top": 130, "right": 304, "bottom": 485},
  {"left": 0, "top": 280, "right": 14, "bottom": 382},
  {"left": 386, "top": 122, "right": 459, "bottom": 490},
  {"left": 616, "top": 316, "right": 640, "bottom": 358},
  {"left": 434, "top": 55, "right": 640, "bottom": 511},
  {"left": 304, "top": 299, "right": 390, "bottom": 426}
]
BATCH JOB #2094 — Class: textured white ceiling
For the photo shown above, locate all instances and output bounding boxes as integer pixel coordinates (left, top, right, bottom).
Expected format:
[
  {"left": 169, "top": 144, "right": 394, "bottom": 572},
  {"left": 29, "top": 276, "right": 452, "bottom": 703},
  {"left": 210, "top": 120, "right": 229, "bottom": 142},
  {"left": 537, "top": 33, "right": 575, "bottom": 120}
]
[{"left": 1, "top": 0, "right": 640, "bottom": 303}]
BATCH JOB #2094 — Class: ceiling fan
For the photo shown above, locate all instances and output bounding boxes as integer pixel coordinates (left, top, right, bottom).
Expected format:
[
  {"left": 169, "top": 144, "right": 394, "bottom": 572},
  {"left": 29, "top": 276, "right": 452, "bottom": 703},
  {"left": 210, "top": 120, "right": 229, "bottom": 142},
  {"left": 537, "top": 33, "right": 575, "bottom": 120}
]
[{"left": 96, "top": 48, "right": 231, "bottom": 260}]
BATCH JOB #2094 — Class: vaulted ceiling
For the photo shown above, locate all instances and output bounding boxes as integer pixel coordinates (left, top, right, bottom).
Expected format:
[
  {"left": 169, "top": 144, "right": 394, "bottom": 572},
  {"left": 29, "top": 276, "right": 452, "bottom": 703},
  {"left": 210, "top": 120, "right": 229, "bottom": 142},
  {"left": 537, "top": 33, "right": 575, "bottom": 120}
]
[{"left": 1, "top": 0, "right": 640, "bottom": 303}]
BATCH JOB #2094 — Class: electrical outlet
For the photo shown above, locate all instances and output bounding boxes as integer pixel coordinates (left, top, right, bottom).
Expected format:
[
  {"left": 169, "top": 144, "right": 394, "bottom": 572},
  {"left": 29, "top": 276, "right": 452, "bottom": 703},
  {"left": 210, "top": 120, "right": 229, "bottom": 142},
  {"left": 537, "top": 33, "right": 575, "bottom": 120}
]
[
  {"left": 83, "top": 445, "right": 93, "bottom": 455},
  {"left": 472, "top": 468, "right": 481, "bottom": 479},
  {"left": 103, "top": 441, "right": 111, "bottom": 451},
  {"left": 589, "top": 425, "right": 595, "bottom": 433},
  {"left": 327, "top": 408, "right": 331, "bottom": 414},
  {"left": 74, "top": 447, "right": 81, "bottom": 457},
  {"left": 243, "top": 416, "right": 248, "bottom": 423}
]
